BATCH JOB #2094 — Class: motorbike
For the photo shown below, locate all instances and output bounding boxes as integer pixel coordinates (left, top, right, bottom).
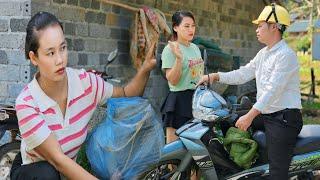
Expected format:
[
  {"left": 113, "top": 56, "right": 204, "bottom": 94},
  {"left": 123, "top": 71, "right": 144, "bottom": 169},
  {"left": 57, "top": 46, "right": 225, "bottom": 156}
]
[
  {"left": 0, "top": 104, "right": 20, "bottom": 179},
  {"left": 0, "top": 49, "right": 120, "bottom": 179},
  {"left": 138, "top": 85, "right": 320, "bottom": 180}
]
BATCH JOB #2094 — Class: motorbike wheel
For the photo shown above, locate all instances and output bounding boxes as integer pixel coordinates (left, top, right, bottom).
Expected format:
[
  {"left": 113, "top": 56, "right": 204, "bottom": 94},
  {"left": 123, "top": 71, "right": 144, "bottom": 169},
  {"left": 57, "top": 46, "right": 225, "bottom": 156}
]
[
  {"left": 0, "top": 141, "right": 20, "bottom": 179},
  {"left": 295, "top": 172, "right": 317, "bottom": 180},
  {"left": 138, "top": 159, "right": 191, "bottom": 180}
]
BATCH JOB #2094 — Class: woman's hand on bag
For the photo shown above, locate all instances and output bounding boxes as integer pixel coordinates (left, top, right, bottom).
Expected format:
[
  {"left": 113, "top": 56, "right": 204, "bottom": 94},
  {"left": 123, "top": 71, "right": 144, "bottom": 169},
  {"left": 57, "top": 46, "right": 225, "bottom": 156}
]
[
  {"left": 196, "top": 73, "right": 219, "bottom": 86},
  {"left": 141, "top": 41, "right": 157, "bottom": 72},
  {"left": 168, "top": 41, "right": 183, "bottom": 61}
]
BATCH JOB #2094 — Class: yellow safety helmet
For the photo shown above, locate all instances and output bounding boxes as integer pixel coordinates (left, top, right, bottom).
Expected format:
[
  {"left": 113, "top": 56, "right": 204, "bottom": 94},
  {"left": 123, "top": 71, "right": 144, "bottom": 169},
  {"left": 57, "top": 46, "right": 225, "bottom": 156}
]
[{"left": 252, "top": 3, "right": 290, "bottom": 26}]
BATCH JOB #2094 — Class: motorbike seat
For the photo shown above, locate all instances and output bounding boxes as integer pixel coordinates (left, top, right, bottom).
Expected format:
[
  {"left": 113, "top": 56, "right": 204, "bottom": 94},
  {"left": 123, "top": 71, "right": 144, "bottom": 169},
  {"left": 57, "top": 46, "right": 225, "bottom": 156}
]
[
  {"left": 252, "top": 131, "right": 268, "bottom": 163},
  {"left": 252, "top": 125, "right": 320, "bottom": 156},
  {"left": 294, "top": 125, "right": 320, "bottom": 155}
]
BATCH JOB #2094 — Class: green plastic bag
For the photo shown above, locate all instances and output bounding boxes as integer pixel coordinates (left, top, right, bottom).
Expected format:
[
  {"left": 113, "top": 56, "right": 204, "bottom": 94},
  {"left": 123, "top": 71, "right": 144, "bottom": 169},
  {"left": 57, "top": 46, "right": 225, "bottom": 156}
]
[{"left": 224, "top": 127, "right": 258, "bottom": 169}]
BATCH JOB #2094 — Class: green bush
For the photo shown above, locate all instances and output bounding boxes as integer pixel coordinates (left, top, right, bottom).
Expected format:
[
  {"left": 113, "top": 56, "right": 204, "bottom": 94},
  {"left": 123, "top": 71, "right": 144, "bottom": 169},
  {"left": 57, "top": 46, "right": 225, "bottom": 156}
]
[
  {"left": 302, "top": 101, "right": 320, "bottom": 110},
  {"left": 285, "top": 36, "right": 298, "bottom": 51},
  {"left": 296, "top": 35, "right": 311, "bottom": 52}
]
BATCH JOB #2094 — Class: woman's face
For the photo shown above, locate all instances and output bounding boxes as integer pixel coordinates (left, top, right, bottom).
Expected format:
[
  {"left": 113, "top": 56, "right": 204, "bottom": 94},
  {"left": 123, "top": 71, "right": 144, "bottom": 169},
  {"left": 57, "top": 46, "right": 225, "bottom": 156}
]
[
  {"left": 30, "top": 24, "right": 68, "bottom": 82},
  {"left": 174, "top": 16, "right": 196, "bottom": 42}
]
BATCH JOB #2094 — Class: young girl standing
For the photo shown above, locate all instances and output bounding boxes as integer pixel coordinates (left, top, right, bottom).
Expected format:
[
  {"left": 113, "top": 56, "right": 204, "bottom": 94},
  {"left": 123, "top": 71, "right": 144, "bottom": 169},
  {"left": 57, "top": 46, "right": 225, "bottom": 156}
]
[{"left": 161, "top": 11, "right": 204, "bottom": 144}]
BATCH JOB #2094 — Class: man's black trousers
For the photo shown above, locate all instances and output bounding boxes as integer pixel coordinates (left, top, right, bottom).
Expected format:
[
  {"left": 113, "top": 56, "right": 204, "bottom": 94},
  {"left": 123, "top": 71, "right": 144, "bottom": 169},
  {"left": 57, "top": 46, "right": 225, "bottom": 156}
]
[{"left": 252, "top": 109, "right": 303, "bottom": 180}]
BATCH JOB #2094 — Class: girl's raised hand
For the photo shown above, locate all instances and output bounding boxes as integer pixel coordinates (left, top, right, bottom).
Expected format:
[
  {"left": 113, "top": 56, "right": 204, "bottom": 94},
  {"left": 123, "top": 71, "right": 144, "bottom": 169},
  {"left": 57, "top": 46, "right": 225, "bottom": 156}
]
[{"left": 168, "top": 41, "right": 183, "bottom": 60}]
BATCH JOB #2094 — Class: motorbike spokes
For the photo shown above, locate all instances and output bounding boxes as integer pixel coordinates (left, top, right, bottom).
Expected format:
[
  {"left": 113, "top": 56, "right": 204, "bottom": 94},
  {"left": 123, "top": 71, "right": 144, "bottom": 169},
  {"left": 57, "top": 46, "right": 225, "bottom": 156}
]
[{"left": 143, "top": 163, "right": 181, "bottom": 180}]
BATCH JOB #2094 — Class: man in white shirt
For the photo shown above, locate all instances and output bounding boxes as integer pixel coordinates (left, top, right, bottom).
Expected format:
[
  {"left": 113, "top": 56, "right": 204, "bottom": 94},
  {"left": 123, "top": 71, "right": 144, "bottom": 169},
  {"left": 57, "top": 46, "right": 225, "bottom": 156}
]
[{"left": 198, "top": 3, "right": 302, "bottom": 180}]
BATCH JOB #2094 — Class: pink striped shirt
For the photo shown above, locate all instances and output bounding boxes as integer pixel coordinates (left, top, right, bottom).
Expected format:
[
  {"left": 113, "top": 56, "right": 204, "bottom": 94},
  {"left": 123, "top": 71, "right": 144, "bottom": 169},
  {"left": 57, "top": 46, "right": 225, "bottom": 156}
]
[{"left": 15, "top": 68, "right": 113, "bottom": 164}]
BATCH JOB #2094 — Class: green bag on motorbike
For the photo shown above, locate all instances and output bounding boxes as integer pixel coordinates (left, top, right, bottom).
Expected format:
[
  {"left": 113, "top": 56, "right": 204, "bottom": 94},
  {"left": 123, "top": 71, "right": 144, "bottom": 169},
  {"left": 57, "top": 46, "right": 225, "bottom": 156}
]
[{"left": 224, "top": 127, "right": 258, "bottom": 169}]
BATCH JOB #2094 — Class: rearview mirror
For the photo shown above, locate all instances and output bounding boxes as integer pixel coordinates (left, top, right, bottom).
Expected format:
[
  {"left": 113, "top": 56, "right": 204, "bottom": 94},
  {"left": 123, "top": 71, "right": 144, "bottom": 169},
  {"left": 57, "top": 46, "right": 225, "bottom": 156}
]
[
  {"left": 240, "top": 96, "right": 252, "bottom": 109},
  {"left": 107, "top": 49, "right": 118, "bottom": 64}
]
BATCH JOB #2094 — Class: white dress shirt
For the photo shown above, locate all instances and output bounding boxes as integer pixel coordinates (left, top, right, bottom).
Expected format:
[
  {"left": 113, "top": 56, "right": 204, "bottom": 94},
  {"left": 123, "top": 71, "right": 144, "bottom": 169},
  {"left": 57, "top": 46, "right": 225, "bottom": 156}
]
[{"left": 218, "top": 40, "right": 302, "bottom": 114}]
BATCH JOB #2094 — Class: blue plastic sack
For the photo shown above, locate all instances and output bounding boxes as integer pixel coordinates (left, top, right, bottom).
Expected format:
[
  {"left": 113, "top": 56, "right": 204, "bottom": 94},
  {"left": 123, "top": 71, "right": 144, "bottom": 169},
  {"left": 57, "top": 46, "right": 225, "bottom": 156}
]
[{"left": 86, "top": 97, "right": 164, "bottom": 180}]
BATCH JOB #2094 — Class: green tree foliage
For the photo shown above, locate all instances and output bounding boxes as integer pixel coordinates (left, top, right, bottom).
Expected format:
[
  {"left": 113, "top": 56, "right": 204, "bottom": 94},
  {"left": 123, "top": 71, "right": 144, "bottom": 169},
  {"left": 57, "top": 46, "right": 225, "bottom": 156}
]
[
  {"left": 297, "top": 35, "right": 311, "bottom": 52},
  {"left": 285, "top": 0, "right": 319, "bottom": 20}
]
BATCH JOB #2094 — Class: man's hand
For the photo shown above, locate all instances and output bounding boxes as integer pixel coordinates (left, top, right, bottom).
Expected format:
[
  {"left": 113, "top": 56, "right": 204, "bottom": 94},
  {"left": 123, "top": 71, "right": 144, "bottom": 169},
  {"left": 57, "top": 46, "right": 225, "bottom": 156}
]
[
  {"left": 196, "top": 73, "right": 219, "bottom": 86},
  {"left": 235, "top": 108, "right": 260, "bottom": 131},
  {"left": 235, "top": 113, "right": 254, "bottom": 131},
  {"left": 141, "top": 42, "right": 157, "bottom": 72}
]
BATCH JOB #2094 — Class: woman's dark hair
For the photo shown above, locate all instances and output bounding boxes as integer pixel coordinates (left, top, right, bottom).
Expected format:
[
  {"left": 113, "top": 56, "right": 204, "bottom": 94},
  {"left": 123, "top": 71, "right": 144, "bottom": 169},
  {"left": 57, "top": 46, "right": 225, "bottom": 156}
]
[
  {"left": 171, "top": 11, "right": 195, "bottom": 41},
  {"left": 25, "top": 11, "right": 63, "bottom": 59}
]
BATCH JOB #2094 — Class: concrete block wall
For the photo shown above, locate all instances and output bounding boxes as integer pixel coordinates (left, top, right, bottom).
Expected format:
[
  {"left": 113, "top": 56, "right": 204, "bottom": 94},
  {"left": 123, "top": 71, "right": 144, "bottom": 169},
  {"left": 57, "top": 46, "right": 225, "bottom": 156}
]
[
  {"left": 1, "top": 0, "right": 266, "bottom": 114},
  {"left": 32, "top": 0, "right": 132, "bottom": 73},
  {"left": 31, "top": 0, "right": 170, "bottom": 114},
  {"left": 0, "top": 0, "right": 32, "bottom": 105},
  {"left": 150, "top": 0, "right": 265, "bottom": 97},
  {"left": 118, "top": 0, "right": 264, "bottom": 97},
  {"left": 129, "top": 0, "right": 264, "bottom": 61}
]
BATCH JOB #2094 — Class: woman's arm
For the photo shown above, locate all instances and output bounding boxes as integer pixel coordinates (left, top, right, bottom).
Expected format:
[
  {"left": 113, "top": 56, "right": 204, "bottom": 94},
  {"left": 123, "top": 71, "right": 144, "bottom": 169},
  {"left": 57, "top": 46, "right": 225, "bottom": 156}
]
[
  {"left": 112, "top": 42, "right": 156, "bottom": 97},
  {"left": 34, "top": 134, "right": 97, "bottom": 180},
  {"left": 16, "top": 103, "right": 95, "bottom": 179},
  {"left": 165, "top": 57, "right": 182, "bottom": 85}
]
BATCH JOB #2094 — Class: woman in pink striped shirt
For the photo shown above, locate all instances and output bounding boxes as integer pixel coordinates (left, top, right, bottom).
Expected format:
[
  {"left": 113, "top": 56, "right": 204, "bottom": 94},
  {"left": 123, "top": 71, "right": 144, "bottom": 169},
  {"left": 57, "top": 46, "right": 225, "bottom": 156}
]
[{"left": 11, "top": 12, "right": 156, "bottom": 180}]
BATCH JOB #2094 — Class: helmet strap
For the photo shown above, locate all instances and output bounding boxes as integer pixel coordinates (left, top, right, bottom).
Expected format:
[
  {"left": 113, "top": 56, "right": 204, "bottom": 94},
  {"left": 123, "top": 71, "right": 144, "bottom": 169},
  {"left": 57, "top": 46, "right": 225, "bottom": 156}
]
[{"left": 266, "top": 3, "right": 278, "bottom": 23}]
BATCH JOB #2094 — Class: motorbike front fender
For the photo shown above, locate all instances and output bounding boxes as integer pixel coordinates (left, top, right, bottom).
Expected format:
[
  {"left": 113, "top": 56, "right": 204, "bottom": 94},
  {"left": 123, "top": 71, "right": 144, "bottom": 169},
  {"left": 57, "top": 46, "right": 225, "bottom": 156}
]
[
  {"left": 160, "top": 139, "right": 193, "bottom": 174},
  {"left": 160, "top": 139, "right": 189, "bottom": 162}
]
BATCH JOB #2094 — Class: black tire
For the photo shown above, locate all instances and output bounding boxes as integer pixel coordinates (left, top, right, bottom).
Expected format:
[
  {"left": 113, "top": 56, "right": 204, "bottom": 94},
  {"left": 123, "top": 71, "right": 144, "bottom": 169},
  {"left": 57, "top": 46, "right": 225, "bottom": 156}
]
[
  {"left": 0, "top": 141, "right": 20, "bottom": 179},
  {"left": 138, "top": 159, "right": 192, "bottom": 180}
]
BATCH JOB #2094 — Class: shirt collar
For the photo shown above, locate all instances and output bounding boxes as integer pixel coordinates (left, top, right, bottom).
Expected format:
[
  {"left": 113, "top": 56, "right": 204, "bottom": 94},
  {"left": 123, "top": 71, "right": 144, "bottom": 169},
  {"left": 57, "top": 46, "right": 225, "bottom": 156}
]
[
  {"left": 28, "top": 73, "right": 57, "bottom": 112},
  {"left": 28, "top": 68, "right": 85, "bottom": 112},
  {"left": 266, "top": 39, "right": 285, "bottom": 52},
  {"left": 66, "top": 67, "right": 85, "bottom": 101}
]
